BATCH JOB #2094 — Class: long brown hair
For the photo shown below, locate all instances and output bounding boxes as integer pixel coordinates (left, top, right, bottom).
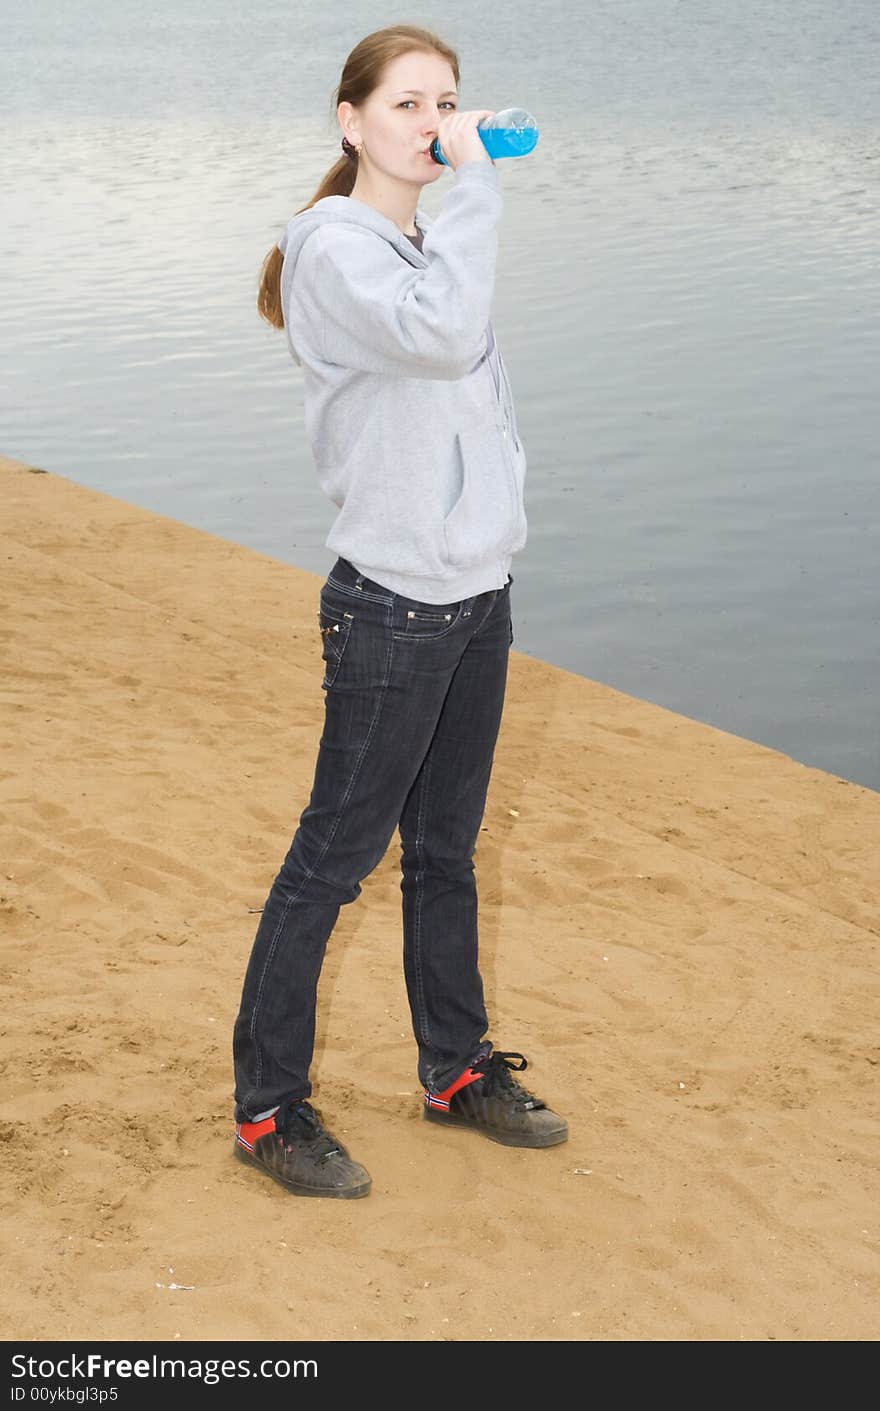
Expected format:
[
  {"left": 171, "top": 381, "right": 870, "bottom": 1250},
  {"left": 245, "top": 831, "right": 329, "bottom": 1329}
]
[{"left": 257, "top": 24, "right": 459, "bottom": 330}]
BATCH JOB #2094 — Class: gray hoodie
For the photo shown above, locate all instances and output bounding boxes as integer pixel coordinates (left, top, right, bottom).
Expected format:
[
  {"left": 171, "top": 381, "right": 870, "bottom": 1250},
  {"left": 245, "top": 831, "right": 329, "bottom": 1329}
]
[{"left": 276, "top": 159, "right": 527, "bottom": 604}]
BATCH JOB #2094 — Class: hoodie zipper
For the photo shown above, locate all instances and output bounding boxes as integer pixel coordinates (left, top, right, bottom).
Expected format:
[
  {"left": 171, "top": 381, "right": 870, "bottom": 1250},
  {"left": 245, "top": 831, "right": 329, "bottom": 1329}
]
[
  {"left": 496, "top": 348, "right": 521, "bottom": 453},
  {"left": 476, "top": 349, "right": 519, "bottom": 526}
]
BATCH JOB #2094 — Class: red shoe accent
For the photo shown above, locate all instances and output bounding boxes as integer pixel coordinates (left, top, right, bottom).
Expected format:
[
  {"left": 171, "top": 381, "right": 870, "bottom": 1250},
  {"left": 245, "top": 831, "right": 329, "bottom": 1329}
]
[
  {"left": 424, "top": 1065, "right": 484, "bottom": 1112},
  {"left": 235, "top": 1113, "right": 279, "bottom": 1152}
]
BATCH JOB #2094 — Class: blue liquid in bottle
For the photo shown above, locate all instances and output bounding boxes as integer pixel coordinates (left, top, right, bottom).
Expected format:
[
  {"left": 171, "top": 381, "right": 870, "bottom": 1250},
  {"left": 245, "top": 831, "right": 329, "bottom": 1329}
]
[{"left": 430, "top": 107, "right": 539, "bottom": 166}]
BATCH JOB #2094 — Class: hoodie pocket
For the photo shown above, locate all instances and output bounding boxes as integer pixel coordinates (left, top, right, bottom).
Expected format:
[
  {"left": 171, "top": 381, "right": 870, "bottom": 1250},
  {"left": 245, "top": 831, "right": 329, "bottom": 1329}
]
[{"left": 442, "top": 428, "right": 519, "bottom": 570}]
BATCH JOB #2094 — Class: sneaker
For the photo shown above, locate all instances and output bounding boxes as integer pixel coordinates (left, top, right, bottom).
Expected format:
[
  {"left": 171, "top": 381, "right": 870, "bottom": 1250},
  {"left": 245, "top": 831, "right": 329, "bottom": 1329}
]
[
  {"left": 234, "top": 1098, "right": 371, "bottom": 1198},
  {"left": 423, "top": 1049, "right": 568, "bottom": 1148}
]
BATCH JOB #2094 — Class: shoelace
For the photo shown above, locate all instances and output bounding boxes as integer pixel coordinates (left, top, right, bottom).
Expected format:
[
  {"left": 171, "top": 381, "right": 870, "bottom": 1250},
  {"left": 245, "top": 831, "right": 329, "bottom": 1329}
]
[
  {"left": 471, "top": 1050, "right": 545, "bottom": 1111},
  {"left": 275, "top": 1099, "right": 341, "bottom": 1160}
]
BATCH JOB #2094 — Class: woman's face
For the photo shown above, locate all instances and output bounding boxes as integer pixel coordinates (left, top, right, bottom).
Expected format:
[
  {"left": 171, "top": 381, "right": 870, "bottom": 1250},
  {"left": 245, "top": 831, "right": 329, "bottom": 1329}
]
[{"left": 341, "top": 51, "right": 459, "bottom": 185}]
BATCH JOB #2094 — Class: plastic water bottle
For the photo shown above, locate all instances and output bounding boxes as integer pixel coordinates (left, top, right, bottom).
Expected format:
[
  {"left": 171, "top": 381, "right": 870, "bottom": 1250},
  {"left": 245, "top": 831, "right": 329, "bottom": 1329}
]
[{"left": 430, "top": 108, "right": 539, "bottom": 166}]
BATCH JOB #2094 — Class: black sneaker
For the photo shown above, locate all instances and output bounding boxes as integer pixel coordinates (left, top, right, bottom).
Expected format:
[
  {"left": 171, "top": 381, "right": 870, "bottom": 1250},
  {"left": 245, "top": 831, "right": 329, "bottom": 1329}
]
[
  {"left": 422, "top": 1049, "right": 568, "bottom": 1148},
  {"left": 234, "top": 1098, "right": 371, "bottom": 1198}
]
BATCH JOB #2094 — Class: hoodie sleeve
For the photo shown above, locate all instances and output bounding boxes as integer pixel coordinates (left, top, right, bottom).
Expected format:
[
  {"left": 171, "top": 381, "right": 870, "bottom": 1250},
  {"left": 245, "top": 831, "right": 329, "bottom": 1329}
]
[{"left": 292, "top": 161, "right": 504, "bottom": 380}]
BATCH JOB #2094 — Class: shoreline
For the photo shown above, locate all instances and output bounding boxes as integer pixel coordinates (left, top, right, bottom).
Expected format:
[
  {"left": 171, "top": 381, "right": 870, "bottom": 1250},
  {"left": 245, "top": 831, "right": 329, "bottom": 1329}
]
[{"left": 2, "top": 452, "right": 878, "bottom": 1341}]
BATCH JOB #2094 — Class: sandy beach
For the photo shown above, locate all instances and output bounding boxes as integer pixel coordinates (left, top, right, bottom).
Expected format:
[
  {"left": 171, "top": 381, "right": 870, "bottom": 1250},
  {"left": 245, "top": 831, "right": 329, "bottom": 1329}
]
[{"left": 2, "top": 451, "right": 878, "bottom": 1342}]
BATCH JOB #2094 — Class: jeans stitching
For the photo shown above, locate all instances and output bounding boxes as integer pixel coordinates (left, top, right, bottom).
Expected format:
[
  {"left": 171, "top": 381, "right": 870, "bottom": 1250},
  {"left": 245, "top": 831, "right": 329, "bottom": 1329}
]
[
  {"left": 325, "top": 574, "right": 393, "bottom": 606},
  {"left": 411, "top": 752, "right": 434, "bottom": 1050},
  {"left": 319, "top": 611, "right": 353, "bottom": 689},
  {"left": 470, "top": 592, "right": 502, "bottom": 639},
  {"left": 392, "top": 602, "right": 468, "bottom": 643},
  {"left": 247, "top": 598, "right": 395, "bottom": 1093}
]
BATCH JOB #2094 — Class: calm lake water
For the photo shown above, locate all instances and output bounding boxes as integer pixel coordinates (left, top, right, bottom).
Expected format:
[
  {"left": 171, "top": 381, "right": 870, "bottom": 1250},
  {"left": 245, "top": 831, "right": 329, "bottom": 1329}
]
[{"left": 3, "top": 1, "right": 878, "bottom": 789}]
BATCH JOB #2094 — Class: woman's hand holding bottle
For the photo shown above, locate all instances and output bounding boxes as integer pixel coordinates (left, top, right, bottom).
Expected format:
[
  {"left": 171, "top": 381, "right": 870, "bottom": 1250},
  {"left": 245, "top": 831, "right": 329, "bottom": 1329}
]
[{"left": 434, "top": 110, "right": 497, "bottom": 169}]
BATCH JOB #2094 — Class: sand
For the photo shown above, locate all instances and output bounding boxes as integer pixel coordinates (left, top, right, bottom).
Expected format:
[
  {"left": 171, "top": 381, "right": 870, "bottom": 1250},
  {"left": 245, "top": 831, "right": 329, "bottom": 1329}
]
[{"left": 1, "top": 451, "right": 878, "bottom": 1343}]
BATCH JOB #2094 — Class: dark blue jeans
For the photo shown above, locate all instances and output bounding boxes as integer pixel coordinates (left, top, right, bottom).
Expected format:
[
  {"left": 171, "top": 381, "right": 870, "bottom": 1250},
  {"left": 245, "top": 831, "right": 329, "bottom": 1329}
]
[{"left": 232, "top": 556, "right": 514, "bottom": 1121}]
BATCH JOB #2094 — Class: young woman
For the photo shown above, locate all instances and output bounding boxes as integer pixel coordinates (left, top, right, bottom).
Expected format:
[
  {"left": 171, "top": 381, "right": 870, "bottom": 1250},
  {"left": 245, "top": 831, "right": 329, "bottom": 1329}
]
[{"left": 233, "top": 24, "right": 567, "bottom": 1199}]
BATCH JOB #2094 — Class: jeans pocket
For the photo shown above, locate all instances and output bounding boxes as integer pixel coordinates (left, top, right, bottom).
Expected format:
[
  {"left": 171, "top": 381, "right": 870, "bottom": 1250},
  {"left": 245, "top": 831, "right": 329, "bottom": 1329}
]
[
  {"left": 394, "top": 603, "right": 465, "bottom": 641},
  {"left": 317, "top": 602, "right": 354, "bottom": 689}
]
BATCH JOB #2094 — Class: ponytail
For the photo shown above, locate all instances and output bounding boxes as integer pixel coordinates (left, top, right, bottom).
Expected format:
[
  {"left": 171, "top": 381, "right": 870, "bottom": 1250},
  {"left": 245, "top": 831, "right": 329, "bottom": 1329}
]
[
  {"left": 256, "top": 24, "right": 458, "bottom": 331},
  {"left": 256, "top": 152, "right": 357, "bottom": 330}
]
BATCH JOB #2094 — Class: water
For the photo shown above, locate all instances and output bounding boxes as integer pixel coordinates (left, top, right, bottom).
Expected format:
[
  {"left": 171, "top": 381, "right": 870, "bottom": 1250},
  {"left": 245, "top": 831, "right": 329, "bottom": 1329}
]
[{"left": 2, "top": 1, "right": 878, "bottom": 790}]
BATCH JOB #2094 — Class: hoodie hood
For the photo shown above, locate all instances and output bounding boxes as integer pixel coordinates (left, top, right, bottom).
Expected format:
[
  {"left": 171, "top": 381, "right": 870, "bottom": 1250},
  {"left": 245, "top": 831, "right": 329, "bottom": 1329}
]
[{"left": 277, "top": 196, "right": 433, "bottom": 366}]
